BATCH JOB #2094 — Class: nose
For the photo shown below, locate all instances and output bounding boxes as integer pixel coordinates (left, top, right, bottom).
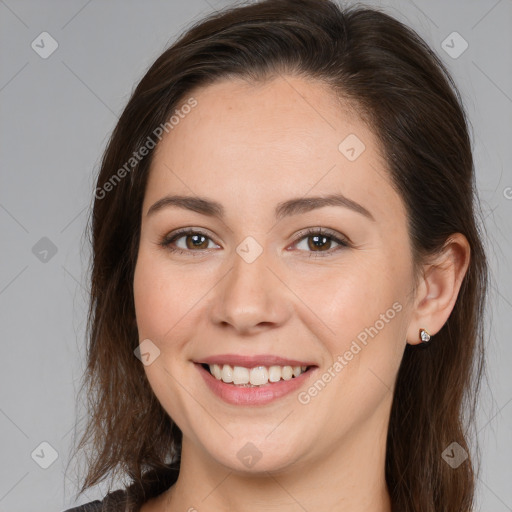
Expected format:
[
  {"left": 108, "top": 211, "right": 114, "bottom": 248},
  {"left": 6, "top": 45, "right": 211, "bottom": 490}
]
[{"left": 210, "top": 246, "right": 293, "bottom": 335}]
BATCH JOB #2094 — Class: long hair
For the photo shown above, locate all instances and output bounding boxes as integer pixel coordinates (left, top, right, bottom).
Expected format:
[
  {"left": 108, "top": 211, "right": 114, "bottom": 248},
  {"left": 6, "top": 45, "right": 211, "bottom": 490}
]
[{"left": 67, "top": 1, "right": 489, "bottom": 510}]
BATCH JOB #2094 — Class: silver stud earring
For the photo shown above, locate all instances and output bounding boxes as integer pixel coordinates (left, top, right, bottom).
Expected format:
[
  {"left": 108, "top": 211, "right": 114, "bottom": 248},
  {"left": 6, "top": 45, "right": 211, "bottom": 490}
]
[{"left": 419, "top": 328, "right": 431, "bottom": 344}]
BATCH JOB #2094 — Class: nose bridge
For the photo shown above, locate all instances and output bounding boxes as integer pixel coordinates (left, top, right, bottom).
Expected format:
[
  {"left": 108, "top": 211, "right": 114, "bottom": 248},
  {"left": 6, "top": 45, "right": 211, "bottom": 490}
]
[{"left": 211, "top": 239, "right": 291, "bottom": 333}]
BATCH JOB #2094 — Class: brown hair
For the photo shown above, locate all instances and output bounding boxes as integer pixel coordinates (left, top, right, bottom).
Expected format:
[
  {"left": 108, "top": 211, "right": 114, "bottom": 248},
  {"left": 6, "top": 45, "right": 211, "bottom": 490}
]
[{"left": 67, "top": 1, "right": 489, "bottom": 510}]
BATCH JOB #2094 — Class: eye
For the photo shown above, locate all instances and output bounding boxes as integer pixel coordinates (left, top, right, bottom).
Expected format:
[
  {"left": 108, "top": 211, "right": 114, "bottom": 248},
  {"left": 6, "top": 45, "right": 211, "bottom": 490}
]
[
  {"left": 291, "top": 227, "right": 350, "bottom": 257},
  {"left": 160, "top": 228, "right": 220, "bottom": 255},
  {"left": 160, "top": 227, "right": 350, "bottom": 257}
]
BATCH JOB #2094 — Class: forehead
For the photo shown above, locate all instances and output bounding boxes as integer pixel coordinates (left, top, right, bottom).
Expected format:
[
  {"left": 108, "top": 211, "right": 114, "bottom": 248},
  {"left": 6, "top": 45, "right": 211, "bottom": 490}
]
[{"left": 145, "top": 75, "right": 404, "bottom": 225}]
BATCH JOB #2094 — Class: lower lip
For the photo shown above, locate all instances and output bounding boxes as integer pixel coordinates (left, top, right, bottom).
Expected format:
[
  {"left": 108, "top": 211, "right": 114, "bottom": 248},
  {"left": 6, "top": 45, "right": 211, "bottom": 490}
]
[{"left": 195, "top": 363, "right": 316, "bottom": 406}]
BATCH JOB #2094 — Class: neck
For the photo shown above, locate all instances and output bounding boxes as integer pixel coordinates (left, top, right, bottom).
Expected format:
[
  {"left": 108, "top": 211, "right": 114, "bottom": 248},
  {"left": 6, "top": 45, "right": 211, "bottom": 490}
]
[{"left": 155, "top": 406, "right": 392, "bottom": 512}]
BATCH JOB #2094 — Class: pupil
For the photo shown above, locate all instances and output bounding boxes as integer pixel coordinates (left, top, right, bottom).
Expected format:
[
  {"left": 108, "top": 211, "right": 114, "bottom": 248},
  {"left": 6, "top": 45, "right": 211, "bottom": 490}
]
[
  {"left": 311, "top": 235, "right": 329, "bottom": 250},
  {"left": 188, "top": 234, "right": 207, "bottom": 249}
]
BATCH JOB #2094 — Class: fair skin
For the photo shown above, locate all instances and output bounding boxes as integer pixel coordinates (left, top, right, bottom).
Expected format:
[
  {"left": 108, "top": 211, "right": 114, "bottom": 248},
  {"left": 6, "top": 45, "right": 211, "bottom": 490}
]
[{"left": 134, "top": 75, "right": 470, "bottom": 512}]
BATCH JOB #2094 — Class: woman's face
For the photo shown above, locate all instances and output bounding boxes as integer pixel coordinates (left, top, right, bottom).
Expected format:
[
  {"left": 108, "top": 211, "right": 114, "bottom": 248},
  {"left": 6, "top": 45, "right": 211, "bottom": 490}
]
[{"left": 133, "top": 75, "right": 417, "bottom": 473}]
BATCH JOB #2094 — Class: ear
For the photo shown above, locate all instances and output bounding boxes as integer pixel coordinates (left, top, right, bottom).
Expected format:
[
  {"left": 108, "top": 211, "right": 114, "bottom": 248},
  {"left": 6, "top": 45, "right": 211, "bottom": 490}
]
[{"left": 406, "top": 233, "right": 471, "bottom": 345}]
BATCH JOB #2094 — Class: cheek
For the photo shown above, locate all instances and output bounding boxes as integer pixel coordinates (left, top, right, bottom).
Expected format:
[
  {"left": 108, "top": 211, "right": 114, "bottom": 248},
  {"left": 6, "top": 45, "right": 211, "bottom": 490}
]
[
  {"left": 133, "top": 251, "right": 200, "bottom": 427},
  {"left": 133, "top": 249, "right": 192, "bottom": 341},
  {"left": 293, "top": 256, "right": 404, "bottom": 345},
  {"left": 301, "top": 269, "right": 406, "bottom": 430},
  {"left": 302, "top": 255, "right": 409, "bottom": 393},
  {"left": 133, "top": 246, "right": 221, "bottom": 377}
]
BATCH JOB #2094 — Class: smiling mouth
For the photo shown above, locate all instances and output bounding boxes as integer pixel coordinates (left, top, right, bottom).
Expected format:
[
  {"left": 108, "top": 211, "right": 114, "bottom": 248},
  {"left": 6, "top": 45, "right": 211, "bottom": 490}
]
[{"left": 201, "top": 363, "right": 314, "bottom": 387}]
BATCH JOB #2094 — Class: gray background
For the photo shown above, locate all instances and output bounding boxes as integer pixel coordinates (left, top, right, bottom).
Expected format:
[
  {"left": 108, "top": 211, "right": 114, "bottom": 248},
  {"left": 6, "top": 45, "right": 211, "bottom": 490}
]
[{"left": 0, "top": 0, "right": 511, "bottom": 511}]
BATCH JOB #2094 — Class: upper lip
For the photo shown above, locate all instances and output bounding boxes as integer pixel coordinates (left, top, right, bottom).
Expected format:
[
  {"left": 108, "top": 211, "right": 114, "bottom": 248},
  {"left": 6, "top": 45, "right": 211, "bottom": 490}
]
[{"left": 196, "top": 354, "right": 317, "bottom": 368}]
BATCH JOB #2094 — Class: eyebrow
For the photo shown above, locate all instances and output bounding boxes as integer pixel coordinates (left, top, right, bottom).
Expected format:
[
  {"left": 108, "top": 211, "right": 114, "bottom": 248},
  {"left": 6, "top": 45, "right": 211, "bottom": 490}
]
[{"left": 146, "top": 193, "right": 375, "bottom": 221}]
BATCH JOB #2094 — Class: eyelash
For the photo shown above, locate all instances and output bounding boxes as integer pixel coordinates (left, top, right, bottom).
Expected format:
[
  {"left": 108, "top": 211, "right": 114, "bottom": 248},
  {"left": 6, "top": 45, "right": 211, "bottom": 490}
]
[{"left": 159, "top": 227, "right": 350, "bottom": 258}]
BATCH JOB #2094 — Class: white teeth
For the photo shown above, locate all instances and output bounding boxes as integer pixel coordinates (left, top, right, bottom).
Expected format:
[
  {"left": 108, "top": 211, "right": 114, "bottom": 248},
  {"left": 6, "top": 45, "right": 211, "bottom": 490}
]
[
  {"left": 211, "top": 364, "right": 222, "bottom": 380},
  {"left": 268, "top": 365, "right": 281, "bottom": 383},
  {"left": 250, "top": 366, "right": 268, "bottom": 385},
  {"left": 221, "top": 364, "right": 233, "bottom": 383},
  {"left": 281, "top": 366, "right": 293, "bottom": 381},
  {"left": 232, "top": 366, "right": 249, "bottom": 384},
  {"left": 207, "top": 363, "right": 308, "bottom": 386}
]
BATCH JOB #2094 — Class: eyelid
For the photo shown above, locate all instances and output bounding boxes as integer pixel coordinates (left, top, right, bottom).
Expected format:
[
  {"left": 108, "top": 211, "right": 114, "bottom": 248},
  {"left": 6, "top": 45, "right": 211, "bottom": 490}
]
[{"left": 290, "top": 227, "right": 351, "bottom": 247}]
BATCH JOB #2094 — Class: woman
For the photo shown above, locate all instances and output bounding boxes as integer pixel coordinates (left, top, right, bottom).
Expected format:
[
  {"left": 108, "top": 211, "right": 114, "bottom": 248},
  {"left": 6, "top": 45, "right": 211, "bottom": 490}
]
[{"left": 64, "top": 0, "right": 488, "bottom": 510}]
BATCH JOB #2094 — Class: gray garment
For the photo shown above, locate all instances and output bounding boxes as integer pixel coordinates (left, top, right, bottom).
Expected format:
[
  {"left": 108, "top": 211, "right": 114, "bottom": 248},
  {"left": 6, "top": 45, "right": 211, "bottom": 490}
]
[
  {"left": 62, "top": 489, "right": 129, "bottom": 511},
  {"left": 62, "top": 500, "right": 102, "bottom": 512},
  {"left": 62, "top": 465, "right": 180, "bottom": 511}
]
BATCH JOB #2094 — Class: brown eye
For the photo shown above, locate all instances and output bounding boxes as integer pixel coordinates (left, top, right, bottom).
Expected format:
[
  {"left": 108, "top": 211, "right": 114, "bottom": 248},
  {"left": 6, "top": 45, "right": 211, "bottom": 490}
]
[
  {"left": 292, "top": 228, "right": 350, "bottom": 257},
  {"left": 160, "top": 229, "right": 220, "bottom": 255},
  {"left": 306, "top": 234, "right": 334, "bottom": 251},
  {"left": 183, "top": 233, "right": 209, "bottom": 250}
]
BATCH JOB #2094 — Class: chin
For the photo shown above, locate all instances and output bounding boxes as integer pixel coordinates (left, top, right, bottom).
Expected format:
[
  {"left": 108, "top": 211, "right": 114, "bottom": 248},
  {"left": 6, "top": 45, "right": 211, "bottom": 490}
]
[{"left": 199, "top": 434, "right": 305, "bottom": 475}]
